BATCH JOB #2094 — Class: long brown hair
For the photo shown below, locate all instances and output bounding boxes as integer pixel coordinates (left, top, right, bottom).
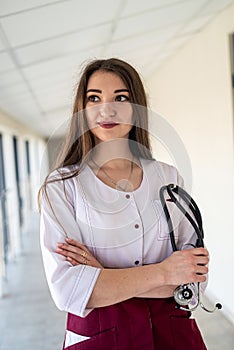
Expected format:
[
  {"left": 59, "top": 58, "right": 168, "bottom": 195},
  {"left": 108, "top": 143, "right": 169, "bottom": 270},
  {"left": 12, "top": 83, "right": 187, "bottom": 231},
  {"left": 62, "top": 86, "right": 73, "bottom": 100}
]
[{"left": 57, "top": 58, "right": 152, "bottom": 170}]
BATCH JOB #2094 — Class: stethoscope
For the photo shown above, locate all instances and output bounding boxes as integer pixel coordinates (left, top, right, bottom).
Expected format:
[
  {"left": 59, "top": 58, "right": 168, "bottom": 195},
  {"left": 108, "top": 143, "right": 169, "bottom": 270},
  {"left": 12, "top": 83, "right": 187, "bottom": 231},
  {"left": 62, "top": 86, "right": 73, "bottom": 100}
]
[{"left": 159, "top": 184, "right": 222, "bottom": 313}]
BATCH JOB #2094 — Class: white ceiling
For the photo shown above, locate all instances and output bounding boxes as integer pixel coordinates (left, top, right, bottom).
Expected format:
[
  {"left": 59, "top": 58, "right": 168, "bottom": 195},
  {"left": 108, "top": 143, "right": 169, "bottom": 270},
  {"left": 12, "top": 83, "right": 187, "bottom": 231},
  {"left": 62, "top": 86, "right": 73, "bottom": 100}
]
[{"left": 0, "top": 0, "right": 233, "bottom": 138}]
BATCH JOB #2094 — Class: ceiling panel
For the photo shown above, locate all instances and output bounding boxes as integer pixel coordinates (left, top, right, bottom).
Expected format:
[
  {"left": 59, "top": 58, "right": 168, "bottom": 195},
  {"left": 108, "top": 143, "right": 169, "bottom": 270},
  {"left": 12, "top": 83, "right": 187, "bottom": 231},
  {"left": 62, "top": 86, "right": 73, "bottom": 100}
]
[
  {"left": 124, "top": 45, "right": 167, "bottom": 66},
  {"left": 0, "top": 35, "right": 6, "bottom": 51},
  {"left": 22, "top": 47, "right": 102, "bottom": 81},
  {"left": 26, "top": 69, "right": 76, "bottom": 91},
  {"left": 0, "top": 82, "right": 30, "bottom": 100},
  {"left": 0, "top": 98, "right": 41, "bottom": 120},
  {"left": 14, "top": 23, "right": 111, "bottom": 67},
  {"left": 113, "top": 0, "right": 208, "bottom": 41},
  {"left": 201, "top": 0, "right": 234, "bottom": 15},
  {"left": 33, "top": 82, "right": 73, "bottom": 103},
  {"left": 0, "top": 70, "right": 24, "bottom": 87},
  {"left": 37, "top": 94, "right": 71, "bottom": 112},
  {"left": 121, "top": 0, "right": 185, "bottom": 17},
  {"left": 106, "top": 24, "right": 182, "bottom": 57},
  {"left": 0, "top": 92, "right": 35, "bottom": 107},
  {"left": 1, "top": 0, "right": 120, "bottom": 47},
  {"left": 181, "top": 14, "right": 213, "bottom": 34},
  {"left": 0, "top": 52, "right": 16, "bottom": 72},
  {"left": 0, "top": 0, "right": 65, "bottom": 17}
]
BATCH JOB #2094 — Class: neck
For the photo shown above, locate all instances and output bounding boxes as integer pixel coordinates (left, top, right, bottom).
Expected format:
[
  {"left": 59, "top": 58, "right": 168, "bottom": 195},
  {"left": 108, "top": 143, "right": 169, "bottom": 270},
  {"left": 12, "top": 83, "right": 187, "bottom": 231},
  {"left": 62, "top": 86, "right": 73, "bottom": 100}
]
[{"left": 91, "top": 139, "right": 134, "bottom": 169}]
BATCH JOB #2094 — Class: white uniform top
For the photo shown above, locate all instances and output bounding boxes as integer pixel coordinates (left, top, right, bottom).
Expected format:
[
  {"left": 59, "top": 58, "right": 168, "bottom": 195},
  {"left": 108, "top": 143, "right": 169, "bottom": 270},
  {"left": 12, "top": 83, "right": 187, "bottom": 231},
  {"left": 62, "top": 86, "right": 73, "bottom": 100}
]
[{"left": 40, "top": 158, "right": 200, "bottom": 318}]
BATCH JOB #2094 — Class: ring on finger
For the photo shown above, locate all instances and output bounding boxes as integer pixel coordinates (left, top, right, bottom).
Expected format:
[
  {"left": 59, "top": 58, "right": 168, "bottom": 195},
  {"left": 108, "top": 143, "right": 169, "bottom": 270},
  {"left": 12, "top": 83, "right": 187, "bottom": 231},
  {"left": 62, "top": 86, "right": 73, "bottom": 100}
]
[
  {"left": 82, "top": 257, "right": 88, "bottom": 265},
  {"left": 81, "top": 251, "right": 87, "bottom": 258}
]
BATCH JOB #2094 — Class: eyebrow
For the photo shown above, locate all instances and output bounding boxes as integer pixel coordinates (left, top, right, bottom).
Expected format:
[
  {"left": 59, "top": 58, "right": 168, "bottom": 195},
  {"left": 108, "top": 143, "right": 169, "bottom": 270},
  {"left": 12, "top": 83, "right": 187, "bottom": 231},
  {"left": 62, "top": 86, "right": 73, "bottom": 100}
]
[
  {"left": 86, "top": 89, "right": 102, "bottom": 93},
  {"left": 114, "top": 89, "right": 129, "bottom": 93},
  {"left": 86, "top": 89, "right": 129, "bottom": 94}
]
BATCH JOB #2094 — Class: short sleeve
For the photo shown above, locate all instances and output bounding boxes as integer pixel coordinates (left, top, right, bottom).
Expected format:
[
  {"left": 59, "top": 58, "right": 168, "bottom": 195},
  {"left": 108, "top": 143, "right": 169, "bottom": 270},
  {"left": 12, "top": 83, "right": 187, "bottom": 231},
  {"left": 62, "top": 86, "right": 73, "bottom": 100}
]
[{"left": 39, "top": 171, "right": 101, "bottom": 317}]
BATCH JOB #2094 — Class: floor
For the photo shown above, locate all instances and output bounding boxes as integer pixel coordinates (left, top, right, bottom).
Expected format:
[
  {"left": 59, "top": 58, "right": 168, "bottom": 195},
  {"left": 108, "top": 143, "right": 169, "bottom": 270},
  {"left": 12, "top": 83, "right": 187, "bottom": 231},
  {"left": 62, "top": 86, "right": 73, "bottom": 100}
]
[
  {"left": 0, "top": 213, "right": 234, "bottom": 350},
  {"left": 194, "top": 305, "right": 234, "bottom": 350}
]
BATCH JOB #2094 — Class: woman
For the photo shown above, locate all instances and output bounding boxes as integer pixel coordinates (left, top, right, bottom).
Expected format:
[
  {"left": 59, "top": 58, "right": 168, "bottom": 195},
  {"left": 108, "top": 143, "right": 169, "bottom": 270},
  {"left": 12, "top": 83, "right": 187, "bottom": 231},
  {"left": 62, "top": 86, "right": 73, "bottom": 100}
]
[{"left": 39, "top": 58, "right": 208, "bottom": 350}]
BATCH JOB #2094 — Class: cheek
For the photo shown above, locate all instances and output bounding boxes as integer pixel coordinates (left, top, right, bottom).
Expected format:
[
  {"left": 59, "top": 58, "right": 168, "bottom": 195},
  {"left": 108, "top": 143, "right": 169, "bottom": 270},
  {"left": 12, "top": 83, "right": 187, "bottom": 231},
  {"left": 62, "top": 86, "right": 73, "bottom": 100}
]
[
  {"left": 116, "top": 104, "right": 133, "bottom": 124},
  {"left": 123, "top": 124, "right": 133, "bottom": 136},
  {"left": 85, "top": 108, "right": 97, "bottom": 129}
]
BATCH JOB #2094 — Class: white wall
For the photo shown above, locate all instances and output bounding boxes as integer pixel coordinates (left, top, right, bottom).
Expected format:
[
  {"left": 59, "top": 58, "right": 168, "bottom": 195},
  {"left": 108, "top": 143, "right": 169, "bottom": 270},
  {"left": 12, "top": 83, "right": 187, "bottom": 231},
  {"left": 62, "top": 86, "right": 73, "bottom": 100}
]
[{"left": 147, "top": 4, "right": 234, "bottom": 323}]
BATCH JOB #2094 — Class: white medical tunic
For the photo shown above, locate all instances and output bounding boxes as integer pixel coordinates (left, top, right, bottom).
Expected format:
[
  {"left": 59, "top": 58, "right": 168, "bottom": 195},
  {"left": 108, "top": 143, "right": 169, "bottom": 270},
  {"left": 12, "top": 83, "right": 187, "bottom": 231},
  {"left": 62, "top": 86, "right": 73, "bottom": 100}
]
[{"left": 40, "top": 158, "right": 199, "bottom": 318}]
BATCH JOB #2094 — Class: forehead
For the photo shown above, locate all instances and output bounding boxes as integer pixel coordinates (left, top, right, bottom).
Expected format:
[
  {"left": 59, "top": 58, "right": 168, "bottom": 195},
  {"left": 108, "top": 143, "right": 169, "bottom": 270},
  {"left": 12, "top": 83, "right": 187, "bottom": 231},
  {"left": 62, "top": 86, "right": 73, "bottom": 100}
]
[{"left": 87, "top": 71, "right": 127, "bottom": 89}]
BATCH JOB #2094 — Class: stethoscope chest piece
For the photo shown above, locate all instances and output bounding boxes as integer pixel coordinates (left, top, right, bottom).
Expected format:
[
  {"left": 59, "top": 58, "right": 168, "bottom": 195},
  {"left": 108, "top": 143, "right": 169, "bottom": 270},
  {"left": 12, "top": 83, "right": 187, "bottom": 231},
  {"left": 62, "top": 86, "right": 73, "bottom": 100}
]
[{"left": 174, "top": 284, "right": 195, "bottom": 306}]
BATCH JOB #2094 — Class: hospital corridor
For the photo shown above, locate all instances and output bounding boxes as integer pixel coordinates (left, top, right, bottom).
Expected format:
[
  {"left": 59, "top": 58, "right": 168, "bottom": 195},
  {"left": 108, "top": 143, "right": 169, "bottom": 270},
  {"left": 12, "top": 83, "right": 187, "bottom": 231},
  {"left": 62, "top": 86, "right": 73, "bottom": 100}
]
[{"left": 1, "top": 0, "right": 234, "bottom": 349}]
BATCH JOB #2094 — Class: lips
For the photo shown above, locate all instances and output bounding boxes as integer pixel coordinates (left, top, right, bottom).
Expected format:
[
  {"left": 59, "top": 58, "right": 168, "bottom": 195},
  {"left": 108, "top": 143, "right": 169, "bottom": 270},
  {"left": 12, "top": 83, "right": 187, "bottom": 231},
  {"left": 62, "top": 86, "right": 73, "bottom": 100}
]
[{"left": 98, "top": 122, "right": 119, "bottom": 129}]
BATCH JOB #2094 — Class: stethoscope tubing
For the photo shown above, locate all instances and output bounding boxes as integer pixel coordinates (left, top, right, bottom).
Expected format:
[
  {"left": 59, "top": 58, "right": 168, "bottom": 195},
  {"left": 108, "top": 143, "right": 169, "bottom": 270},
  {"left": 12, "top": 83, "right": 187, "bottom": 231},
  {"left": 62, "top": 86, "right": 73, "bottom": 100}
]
[
  {"left": 159, "top": 183, "right": 222, "bottom": 313},
  {"left": 159, "top": 184, "right": 204, "bottom": 250}
]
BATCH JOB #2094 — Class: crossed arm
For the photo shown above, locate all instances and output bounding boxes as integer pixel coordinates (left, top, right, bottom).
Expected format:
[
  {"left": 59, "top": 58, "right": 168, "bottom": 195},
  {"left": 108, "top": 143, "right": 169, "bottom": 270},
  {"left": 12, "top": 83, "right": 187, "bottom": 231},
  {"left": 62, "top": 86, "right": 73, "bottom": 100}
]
[{"left": 57, "top": 238, "right": 209, "bottom": 308}]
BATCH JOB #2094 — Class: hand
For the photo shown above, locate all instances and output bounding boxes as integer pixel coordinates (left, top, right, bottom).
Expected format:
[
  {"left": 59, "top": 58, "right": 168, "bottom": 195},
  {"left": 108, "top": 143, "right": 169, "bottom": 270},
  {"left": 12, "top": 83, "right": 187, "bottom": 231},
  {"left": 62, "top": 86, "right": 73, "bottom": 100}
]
[
  {"left": 57, "top": 238, "right": 103, "bottom": 268},
  {"left": 159, "top": 247, "right": 209, "bottom": 286}
]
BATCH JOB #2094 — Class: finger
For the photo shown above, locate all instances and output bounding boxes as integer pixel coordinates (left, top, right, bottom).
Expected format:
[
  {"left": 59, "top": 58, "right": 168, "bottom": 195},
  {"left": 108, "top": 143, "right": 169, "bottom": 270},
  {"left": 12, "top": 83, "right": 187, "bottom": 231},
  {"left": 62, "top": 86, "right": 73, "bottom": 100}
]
[
  {"left": 181, "top": 248, "right": 208, "bottom": 257},
  {"left": 57, "top": 243, "right": 102, "bottom": 268},
  {"left": 196, "top": 256, "right": 209, "bottom": 266},
  {"left": 193, "top": 274, "right": 207, "bottom": 283},
  {"left": 67, "top": 257, "right": 80, "bottom": 266},
  {"left": 195, "top": 265, "right": 208, "bottom": 275},
  {"left": 57, "top": 248, "right": 88, "bottom": 263},
  {"left": 58, "top": 243, "right": 95, "bottom": 264},
  {"left": 57, "top": 247, "right": 76, "bottom": 259},
  {"left": 65, "top": 238, "right": 89, "bottom": 252},
  {"left": 193, "top": 247, "right": 209, "bottom": 256},
  {"left": 57, "top": 243, "right": 84, "bottom": 256},
  {"left": 67, "top": 251, "right": 88, "bottom": 263},
  {"left": 57, "top": 248, "right": 80, "bottom": 264}
]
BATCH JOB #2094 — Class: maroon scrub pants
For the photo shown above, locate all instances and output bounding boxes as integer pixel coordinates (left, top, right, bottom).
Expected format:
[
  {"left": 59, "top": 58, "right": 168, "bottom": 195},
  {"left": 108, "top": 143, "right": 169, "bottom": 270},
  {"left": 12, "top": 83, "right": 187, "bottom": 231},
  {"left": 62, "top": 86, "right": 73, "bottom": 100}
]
[{"left": 63, "top": 297, "right": 207, "bottom": 350}]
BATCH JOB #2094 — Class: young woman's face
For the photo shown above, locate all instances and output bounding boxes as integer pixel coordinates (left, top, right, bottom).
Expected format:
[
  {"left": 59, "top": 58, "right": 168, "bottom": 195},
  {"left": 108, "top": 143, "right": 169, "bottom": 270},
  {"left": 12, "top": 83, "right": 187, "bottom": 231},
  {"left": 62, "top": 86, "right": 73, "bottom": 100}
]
[{"left": 85, "top": 70, "right": 133, "bottom": 143}]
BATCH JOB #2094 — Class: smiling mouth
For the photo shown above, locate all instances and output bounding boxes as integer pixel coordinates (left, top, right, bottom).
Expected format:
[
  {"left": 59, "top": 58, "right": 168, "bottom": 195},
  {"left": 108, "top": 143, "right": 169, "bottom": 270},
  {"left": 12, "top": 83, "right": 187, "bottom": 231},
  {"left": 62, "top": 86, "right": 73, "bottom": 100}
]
[{"left": 98, "top": 122, "right": 119, "bottom": 129}]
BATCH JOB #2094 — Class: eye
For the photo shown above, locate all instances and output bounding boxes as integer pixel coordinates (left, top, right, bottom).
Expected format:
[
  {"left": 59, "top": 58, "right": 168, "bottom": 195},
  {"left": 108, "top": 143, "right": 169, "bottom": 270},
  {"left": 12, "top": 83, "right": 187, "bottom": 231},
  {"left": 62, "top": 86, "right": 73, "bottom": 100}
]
[
  {"left": 87, "top": 95, "right": 100, "bottom": 103},
  {"left": 115, "top": 95, "right": 129, "bottom": 102}
]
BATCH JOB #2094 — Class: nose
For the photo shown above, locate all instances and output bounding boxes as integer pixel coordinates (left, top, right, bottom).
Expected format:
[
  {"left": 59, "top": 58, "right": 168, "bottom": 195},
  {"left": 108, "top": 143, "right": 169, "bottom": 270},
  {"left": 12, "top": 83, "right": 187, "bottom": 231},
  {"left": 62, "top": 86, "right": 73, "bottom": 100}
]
[{"left": 99, "top": 102, "right": 116, "bottom": 119}]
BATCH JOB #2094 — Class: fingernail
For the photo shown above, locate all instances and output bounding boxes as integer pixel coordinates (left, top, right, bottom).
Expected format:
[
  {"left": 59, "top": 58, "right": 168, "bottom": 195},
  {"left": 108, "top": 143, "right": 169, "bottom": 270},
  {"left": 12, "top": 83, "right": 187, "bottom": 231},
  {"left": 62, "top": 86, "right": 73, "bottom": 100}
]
[{"left": 66, "top": 238, "right": 72, "bottom": 241}]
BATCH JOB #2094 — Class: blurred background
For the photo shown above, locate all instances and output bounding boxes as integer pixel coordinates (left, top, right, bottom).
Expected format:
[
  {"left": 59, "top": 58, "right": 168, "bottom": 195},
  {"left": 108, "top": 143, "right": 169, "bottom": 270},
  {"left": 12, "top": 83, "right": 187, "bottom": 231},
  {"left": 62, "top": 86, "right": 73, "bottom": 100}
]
[{"left": 0, "top": 0, "right": 234, "bottom": 349}]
